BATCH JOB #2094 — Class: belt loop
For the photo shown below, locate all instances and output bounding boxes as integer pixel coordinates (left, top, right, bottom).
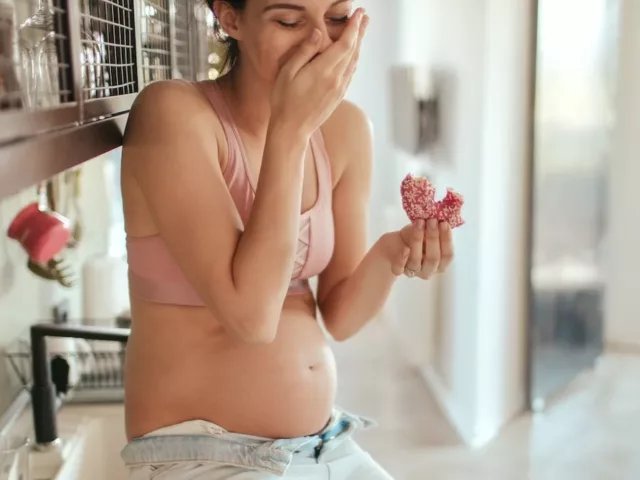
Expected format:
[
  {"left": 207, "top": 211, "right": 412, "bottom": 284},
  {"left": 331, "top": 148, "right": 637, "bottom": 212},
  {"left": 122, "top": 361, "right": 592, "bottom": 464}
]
[{"left": 255, "top": 442, "right": 294, "bottom": 474}]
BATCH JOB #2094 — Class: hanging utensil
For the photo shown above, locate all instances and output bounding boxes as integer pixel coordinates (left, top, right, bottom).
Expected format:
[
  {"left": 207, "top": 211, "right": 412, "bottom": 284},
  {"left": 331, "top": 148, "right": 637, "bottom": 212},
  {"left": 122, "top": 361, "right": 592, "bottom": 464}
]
[
  {"left": 8, "top": 180, "right": 75, "bottom": 288},
  {"left": 64, "top": 168, "right": 83, "bottom": 249},
  {"left": 7, "top": 181, "right": 71, "bottom": 263},
  {"left": 44, "top": 178, "right": 75, "bottom": 287},
  {"left": 27, "top": 256, "right": 57, "bottom": 280},
  {"left": 27, "top": 257, "right": 74, "bottom": 287}
]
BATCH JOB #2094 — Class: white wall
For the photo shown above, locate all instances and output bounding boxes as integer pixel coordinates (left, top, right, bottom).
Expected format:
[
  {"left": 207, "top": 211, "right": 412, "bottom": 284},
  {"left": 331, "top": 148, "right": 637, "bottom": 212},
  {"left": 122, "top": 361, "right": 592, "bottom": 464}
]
[
  {"left": 414, "top": 0, "right": 532, "bottom": 446},
  {"left": 605, "top": 0, "right": 640, "bottom": 350},
  {"left": 345, "top": 0, "right": 399, "bottom": 242},
  {"left": 397, "top": 0, "right": 488, "bottom": 443},
  {"left": 473, "top": 0, "right": 533, "bottom": 443},
  {"left": 349, "top": 0, "right": 534, "bottom": 446}
]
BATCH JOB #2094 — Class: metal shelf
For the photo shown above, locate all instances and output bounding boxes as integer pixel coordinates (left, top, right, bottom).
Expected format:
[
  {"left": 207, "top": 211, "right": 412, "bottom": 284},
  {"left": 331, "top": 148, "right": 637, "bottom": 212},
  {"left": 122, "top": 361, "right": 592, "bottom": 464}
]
[
  {"left": 76, "top": 0, "right": 139, "bottom": 121},
  {"left": 0, "top": 113, "right": 128, "bottom": 197},
  {"left": 0, "top": 0, "right": 210, "bottom": 198}
]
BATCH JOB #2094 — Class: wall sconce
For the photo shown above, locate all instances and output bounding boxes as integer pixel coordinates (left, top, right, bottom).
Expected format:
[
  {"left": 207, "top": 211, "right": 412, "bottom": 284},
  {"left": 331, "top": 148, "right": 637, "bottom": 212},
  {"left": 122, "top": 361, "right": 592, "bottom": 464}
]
[{"left": 389, "top": 65, "right": 440, "bottom": 156}]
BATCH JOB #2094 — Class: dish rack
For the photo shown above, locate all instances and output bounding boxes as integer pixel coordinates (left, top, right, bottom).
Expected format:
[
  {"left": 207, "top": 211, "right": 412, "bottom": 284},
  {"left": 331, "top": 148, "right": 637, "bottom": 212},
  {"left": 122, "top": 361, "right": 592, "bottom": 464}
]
[{"left": 5, "top": 317, "right": 131, "bottom": 404}]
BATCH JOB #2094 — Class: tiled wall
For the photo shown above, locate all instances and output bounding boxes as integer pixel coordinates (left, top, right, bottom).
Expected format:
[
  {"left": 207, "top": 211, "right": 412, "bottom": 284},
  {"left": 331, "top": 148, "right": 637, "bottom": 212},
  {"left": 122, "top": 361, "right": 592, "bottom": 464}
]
[{"left": 0, "top": 149, "right": 122, "bottom": 415}]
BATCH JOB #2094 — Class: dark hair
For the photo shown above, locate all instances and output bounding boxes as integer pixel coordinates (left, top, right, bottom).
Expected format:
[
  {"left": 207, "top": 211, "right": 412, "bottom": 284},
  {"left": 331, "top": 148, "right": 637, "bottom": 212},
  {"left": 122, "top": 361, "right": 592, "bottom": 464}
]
[{"left": 206, "top": 0, "right": 246, "bottom": 72}]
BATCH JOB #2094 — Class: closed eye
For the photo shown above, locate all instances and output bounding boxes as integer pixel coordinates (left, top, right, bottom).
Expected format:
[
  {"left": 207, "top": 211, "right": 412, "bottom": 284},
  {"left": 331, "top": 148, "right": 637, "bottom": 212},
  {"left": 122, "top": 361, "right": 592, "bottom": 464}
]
[
  {"left": 328, "top": 15, "right": 349, "bottom": 24},
  {"left": 277, "top": 20, "right": 300, "bottom": 28},
  {"left": 276, "top": 15, "right": 350, "bottom": 29}
]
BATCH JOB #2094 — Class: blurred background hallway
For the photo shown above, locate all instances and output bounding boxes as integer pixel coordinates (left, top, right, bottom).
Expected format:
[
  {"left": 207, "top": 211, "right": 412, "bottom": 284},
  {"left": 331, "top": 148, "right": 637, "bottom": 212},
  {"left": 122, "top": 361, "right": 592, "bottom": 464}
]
[{"left": 334, "top": 321, "right": 640, "bottom": 479}]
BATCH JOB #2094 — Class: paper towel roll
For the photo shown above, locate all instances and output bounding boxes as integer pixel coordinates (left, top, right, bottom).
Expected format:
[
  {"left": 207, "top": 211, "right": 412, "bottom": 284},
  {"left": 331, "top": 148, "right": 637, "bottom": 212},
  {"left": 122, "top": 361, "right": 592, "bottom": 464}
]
[{"left": 82, "top": 253, "right": 129, "bottom": 324}]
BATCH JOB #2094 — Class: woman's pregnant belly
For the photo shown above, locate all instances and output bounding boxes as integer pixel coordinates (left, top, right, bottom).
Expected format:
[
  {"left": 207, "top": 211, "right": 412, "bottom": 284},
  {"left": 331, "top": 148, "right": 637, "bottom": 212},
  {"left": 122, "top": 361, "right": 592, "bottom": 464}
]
[{"left": 124, "top": 295, "right": 337, "bottom": 441}]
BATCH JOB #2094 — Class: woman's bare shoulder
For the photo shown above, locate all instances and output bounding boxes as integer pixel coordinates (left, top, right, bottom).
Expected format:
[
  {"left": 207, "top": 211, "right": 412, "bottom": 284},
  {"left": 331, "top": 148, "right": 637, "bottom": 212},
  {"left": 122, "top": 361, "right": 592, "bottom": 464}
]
[
  {"left": 123, "top": 80, "right": 216, "bottom": 145},
  {"left": 321, "top": 100, "right": 374, "bottom": 184},
  {"left": 326, "top": 100, "right": 372, "bottom": 129}
]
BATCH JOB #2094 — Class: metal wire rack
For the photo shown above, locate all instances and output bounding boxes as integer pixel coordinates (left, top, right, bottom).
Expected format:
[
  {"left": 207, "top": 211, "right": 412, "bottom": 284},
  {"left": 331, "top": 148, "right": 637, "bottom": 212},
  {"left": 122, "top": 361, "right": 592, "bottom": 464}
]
[
  {"left": 139, "top": 0, "right": 170, "bottom": 85},
  {"left": 2, "top": 0, "right": 211, "bottom": 113},
  {"left": 171, "top": 0, "right": 190, "bottom": 79},
  {"left": 79, "top": 0, "right": 137, "bottom": 100},
  {"left": 0, "top": 0, "right": 73, "bottom": 111},
  {"left": 6, "top": 337, "right": 127, "bottom": 395}
]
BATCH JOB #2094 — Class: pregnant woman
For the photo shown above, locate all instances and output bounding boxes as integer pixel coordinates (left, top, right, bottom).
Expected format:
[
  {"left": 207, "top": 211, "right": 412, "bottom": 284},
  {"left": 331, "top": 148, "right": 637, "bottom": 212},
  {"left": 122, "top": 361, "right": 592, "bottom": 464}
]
[{"left": 119, "top": 0, "right": 454, "bottom": 478}]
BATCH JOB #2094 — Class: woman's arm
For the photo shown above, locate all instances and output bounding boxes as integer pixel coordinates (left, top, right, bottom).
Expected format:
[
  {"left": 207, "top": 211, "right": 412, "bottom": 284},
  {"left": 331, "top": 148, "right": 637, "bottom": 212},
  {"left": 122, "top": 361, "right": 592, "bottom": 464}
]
[
  {"left": 316, "top": 101, "right": 398, "bottom": 340},
  {"left": 319, "top": 238, "right": 400, "bottom": 342},
  {"left": 317, "top": 102, "right": 454, "bottom": 341},
  {"left": 123, "top": 81, "right": 307, "bottom": 343}
]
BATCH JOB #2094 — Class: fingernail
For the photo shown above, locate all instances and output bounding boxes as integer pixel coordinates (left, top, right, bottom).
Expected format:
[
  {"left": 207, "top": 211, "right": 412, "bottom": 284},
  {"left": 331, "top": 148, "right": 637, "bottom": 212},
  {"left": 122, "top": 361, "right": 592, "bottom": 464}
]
[
  {"left": 417, "top": 219, "right": 425, "bottom": 230},
  {"left": 439, "top": 221, "right": 449, "bottom": 231},
  {"left": 310, "top": 29, "right": 321, "bottom": 43},
  {"left": 428, "top": 219, "right": 438, "bottom": 230}
]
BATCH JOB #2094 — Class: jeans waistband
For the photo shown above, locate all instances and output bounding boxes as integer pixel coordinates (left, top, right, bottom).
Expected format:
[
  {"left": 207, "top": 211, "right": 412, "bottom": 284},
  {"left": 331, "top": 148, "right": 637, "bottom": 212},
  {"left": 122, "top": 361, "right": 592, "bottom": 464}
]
[{"left": 120, "top": 408, "right": 376, "bottom": 476}]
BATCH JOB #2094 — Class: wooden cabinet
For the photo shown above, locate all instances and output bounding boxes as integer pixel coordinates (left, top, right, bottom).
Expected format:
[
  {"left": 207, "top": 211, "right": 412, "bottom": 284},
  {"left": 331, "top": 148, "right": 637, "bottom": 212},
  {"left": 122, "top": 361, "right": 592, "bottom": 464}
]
[{"left": 0, "top": 0, "right": 211, "bottom": 197}]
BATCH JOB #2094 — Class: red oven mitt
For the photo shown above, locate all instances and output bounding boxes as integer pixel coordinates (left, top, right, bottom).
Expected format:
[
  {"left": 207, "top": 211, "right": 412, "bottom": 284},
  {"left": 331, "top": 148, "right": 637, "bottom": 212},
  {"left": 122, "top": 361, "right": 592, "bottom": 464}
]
[{"left": 400, "top": 174, "right": 465, "bottom": 228}]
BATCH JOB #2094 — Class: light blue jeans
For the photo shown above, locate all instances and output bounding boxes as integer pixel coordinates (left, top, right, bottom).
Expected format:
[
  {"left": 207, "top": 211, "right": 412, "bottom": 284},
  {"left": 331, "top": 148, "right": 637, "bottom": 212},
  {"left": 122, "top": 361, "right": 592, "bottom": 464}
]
[{"left": 121, "top": 408, "right": 394, "bottom": 479}]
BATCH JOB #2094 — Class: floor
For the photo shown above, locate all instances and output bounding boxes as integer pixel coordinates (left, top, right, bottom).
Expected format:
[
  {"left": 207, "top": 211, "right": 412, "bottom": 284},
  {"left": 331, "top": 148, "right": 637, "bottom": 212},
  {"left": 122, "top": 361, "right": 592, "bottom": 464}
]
[{"left": 333, "top": 319, "right": 640, "bottom": 480}]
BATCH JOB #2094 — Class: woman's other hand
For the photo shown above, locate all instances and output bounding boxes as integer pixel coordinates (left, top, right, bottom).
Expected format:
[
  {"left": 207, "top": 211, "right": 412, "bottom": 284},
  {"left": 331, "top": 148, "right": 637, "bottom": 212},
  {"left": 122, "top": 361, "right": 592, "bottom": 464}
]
[
  {"left": 270, "top": 8, "right": 369, "bottom": 137},
  {"left": 381, "top": 219, "right": 455, "bottom": 279}
]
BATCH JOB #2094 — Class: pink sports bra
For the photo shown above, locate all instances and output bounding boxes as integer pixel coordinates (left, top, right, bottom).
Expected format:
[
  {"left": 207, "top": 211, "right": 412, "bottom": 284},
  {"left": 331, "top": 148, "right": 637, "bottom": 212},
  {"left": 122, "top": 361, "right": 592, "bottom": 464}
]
[{"left": 125, "top": 81, "right": 335, "bottom": 306}]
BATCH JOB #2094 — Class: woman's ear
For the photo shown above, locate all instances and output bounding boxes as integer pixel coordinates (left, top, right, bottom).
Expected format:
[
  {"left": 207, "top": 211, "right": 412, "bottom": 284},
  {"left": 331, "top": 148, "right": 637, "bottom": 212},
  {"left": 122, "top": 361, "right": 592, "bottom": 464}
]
[{"left": 213, "top": 2, "right": 244, "bottom": 40}]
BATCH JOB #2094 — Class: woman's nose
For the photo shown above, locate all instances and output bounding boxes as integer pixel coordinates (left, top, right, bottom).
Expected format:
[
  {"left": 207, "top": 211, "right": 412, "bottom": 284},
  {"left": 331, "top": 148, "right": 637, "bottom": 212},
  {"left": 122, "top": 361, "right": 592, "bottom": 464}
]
[{"left": 315, "top": 26, "right": 334, "bottom": 52}]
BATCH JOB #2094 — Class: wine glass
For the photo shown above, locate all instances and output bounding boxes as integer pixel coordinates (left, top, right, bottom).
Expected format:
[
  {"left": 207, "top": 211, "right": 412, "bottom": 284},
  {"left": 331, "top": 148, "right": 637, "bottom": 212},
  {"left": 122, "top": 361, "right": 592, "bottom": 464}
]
[{"left": 18, "top": 0, "right": 55, "bottom": 107}]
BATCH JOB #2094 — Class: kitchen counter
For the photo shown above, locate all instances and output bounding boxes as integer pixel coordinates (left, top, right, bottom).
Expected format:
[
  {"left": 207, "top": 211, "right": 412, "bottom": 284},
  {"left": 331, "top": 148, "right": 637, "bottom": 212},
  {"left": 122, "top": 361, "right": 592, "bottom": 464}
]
[{"left": 1, "top": 397, "right": 127, "bottom": 480}]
